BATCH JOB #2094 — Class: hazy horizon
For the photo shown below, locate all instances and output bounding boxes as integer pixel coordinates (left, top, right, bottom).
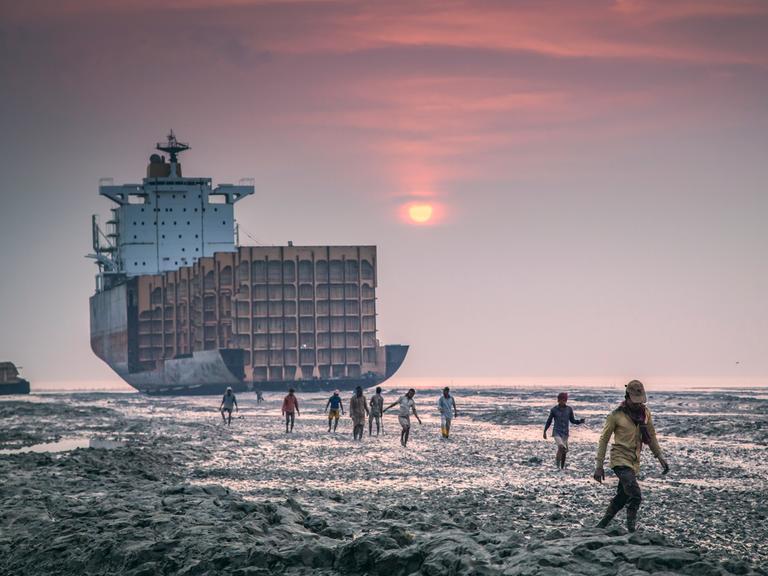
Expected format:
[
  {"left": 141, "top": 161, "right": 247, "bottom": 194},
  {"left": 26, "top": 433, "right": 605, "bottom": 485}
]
[
  {"left": 2, "top": 1, "right": 767, "bottom": 387},
  {"left": 30, "top": 375, "right": 768, "bottom": 394}
]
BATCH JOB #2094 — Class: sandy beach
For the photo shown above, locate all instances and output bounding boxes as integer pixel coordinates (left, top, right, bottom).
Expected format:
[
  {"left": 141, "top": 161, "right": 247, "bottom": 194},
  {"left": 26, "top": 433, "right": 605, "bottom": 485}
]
[{"left": 1, "top": 387, "right": 767, "bottom": 575}]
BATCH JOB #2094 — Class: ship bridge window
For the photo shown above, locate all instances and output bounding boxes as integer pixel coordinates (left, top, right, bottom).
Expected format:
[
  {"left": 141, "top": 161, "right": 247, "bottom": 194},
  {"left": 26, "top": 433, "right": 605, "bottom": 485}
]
[
  {"left": 209, "top": 195, "right": 227, "bottom": 204},
  {"left": 128, "top": 195, "right": 146, "bottom": 204}
]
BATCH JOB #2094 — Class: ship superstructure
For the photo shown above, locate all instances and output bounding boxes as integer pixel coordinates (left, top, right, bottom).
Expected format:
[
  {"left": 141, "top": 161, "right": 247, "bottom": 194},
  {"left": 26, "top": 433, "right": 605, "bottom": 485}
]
[{"left": 89, "top": 134, "right": 408, "bottom": 395}]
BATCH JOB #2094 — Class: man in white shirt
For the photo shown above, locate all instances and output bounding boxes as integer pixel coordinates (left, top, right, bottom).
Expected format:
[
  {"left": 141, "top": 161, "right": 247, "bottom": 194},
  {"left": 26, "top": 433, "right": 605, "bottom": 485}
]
[
  {"left": 384, "top": 388, "right": 421, "bottom": 447},
  {"left": 438, "top": 387, "right": 458, "bottom": 438}
]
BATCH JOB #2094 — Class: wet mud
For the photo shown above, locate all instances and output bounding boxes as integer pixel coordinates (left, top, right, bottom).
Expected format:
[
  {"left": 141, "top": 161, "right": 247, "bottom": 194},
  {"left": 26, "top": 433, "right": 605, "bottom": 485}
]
[{"left": 1, "top": 388, "right": 766, "bottom": 575}]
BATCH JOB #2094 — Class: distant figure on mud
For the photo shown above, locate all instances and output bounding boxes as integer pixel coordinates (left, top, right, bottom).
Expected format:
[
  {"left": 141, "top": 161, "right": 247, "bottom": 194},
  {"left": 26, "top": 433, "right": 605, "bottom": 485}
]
[
  {"left": 438, "top": 387, "right": 458, "bottom": 438},
  {"left": 256, "top": 390, "right": 264, "bottom": 404},
  {"left": 281, "top": 388, "right": 300, "bottom": 433},
  {"left": 543, "top": 392, "right": 585, "bottom": 469},
  {"left": 384, "top": 388, "right": 421, "bottom": 447},
  {"left": 349, "top": 386, "right": 369, "bottom": 441},
  {"left": 220, "top": 387, "right": 238, "bottom": 426},
  {"left": 325, "top": 390, "right": 344, "bottom": 433},
  {"left": 593, "top": 380, "right": 669, "bottom": 532},
  {"left": 369, "top": 386, "right": 384, "bottom": 436}
]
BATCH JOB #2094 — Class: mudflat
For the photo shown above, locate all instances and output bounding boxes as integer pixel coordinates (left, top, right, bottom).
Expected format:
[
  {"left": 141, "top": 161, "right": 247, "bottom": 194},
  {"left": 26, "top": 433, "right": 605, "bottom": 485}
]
[{"left": 1, "top": 388, "right": 766, "bottom": 575}]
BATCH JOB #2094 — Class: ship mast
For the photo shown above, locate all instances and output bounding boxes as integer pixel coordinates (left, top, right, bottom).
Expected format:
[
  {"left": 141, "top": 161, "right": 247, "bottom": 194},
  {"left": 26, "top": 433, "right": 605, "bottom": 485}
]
[{"left": 156, "top": 130, "right": 190, "bottom": 164}]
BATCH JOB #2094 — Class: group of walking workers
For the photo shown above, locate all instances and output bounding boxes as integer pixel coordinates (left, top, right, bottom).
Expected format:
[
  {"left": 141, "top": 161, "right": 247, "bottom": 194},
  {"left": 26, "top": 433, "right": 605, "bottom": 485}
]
[
  {"left": 321, "top": 386, "right": 457, "bottom": 446},
  {"left": 221, "top": 385, "right": 459, "bottom": 446},
  {"left": 222, "top": 378, "right": 669, "bottom": 532},
  {"left": 542, "top": 379, "right": 670, "bottom": 532}
]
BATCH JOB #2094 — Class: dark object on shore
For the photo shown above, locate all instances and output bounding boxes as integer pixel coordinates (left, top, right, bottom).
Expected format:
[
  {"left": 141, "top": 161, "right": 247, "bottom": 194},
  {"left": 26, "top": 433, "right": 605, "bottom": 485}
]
[{"left": 0, "top": 362, "right": 30, "bottom": 395}]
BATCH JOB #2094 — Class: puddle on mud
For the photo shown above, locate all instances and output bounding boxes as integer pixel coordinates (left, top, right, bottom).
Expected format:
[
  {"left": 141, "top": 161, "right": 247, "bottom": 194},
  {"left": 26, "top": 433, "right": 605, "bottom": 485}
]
[{"left": 0, "top": 437, "right": 125, "bottom": 455}]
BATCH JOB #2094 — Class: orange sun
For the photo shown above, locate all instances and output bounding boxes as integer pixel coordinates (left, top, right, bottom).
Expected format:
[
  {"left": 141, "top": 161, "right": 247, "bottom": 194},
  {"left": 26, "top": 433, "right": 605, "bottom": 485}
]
[{"left": 408, "top": 203, "right": 434, "bottom": 224}]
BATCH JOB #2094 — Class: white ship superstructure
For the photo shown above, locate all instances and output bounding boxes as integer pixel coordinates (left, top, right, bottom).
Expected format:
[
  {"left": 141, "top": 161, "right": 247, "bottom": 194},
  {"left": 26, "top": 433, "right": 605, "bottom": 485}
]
[{"left": 91, "top": 132, "right": 254, "bottom": 287}]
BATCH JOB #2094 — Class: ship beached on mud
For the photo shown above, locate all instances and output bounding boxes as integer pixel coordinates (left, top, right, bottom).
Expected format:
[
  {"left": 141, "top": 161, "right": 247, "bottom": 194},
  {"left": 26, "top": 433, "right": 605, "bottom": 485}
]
[
  {"left": 89, "top": 134, "right": 408, "bottom": 395},
  {"left": 0, "top": 362, "right": 30, "bottom": 395}
]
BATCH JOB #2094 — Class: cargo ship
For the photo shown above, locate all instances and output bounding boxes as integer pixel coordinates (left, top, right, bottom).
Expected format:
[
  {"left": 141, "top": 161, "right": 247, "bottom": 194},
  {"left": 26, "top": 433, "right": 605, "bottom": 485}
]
[
  {"left": 88, "top": 133, "right": 408, "bottom": 395},
  {"left": 0, "top": 362, "right": 30, "bottom": 395}
]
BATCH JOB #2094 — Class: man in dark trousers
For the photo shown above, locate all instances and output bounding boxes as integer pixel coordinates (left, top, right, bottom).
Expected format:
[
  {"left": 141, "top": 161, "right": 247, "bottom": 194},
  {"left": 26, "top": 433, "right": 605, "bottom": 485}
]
[
  {"left": 543, "top": 392, "right": 585, "bottom": 469},
  {"left": 281, "top": 388, "right": 300, "bottom": 433},
  {"left": 593, "top": 380, "right": 669, "bottom": 532}
]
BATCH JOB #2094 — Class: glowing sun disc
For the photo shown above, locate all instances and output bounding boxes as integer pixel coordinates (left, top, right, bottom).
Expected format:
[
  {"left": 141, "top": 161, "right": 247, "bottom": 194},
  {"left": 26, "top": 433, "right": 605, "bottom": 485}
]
[{"left": 408, "top": 204, "right": 433, "bottom": 223}]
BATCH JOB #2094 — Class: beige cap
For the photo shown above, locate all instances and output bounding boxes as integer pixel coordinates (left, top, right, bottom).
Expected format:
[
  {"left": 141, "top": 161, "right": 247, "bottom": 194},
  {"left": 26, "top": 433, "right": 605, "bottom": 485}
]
[{"left": 626, "top": 380, "right": 647, "bottom": 403}]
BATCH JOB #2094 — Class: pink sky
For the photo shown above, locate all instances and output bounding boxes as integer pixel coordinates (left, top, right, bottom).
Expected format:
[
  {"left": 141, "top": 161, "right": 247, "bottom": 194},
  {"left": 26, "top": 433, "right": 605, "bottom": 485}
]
[{"left": 1, "top": 0, "right": 767, "bottom": 385}]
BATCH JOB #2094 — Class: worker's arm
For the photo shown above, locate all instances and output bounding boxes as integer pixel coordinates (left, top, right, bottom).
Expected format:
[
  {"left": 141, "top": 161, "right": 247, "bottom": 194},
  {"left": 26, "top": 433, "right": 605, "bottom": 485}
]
[
  {"left": 234, "top": 398, "right": 239, "bottom": 411},
  {"left": 295, "top": 398, "right": 300, "bottom": 416},
  {"left": 543, "top": 409, "right": 554, "bottom": 438},
  {"left": 594, "top": 413, "right": 616, "bottom": 482},
  {"left": 412, "top": 404, "right": 422, "bottom": 424},
  {"left": 646, "top": 411, "right": 668, "bottom": 473},
  {"left": 383, "top": 400, "right": 398, "bottom": 413},
  {"left": 569, "top": 407, "right": 585, "bottom": 425},
  {"left": 452, "top": 397, "right": 458, "bottom": 417}
]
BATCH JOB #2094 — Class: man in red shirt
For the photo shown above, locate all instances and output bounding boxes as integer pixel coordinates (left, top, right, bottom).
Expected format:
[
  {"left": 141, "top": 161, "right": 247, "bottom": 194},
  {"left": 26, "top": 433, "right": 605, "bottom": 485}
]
[{"left": 282, "top": 388, "right": 300, "bottom": 433}]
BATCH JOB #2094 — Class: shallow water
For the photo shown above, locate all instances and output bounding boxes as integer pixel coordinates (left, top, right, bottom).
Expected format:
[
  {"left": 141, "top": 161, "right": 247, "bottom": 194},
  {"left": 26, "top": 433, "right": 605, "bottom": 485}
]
[{"left": 0, "top": 437, "right": 90, "bottom": 455}]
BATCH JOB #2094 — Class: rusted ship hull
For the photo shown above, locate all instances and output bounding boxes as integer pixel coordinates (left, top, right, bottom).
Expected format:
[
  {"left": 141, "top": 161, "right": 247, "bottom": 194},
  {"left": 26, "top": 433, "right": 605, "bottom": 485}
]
[{"left": 90, "top": 247, "right": 408, "bottom": 396}]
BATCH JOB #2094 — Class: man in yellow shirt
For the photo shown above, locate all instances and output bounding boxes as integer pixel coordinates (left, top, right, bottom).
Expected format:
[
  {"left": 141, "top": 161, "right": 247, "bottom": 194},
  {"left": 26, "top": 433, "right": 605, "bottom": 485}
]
[{"left": 593, "top": 380, "right": 669, "bottom": 532}]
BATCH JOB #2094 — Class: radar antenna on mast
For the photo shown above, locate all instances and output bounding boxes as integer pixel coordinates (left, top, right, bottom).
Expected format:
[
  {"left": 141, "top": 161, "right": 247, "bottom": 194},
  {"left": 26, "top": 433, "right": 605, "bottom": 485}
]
[{"left": 156, "top": 130, "right": 190, "bottom": 163}]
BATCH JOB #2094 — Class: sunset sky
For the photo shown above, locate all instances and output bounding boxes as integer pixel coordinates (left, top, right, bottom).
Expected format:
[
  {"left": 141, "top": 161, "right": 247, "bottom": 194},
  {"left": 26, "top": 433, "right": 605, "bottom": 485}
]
[{"left": 1, "top": 0, "right": 767, "bottom": 386}]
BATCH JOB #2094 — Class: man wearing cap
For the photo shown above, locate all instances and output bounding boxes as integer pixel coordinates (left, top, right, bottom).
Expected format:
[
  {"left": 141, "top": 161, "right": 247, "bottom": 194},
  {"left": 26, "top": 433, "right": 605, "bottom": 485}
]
[
  {"left": 543, "top": 392, "right": 585, "bottom": 469},
  {"left": 593, "top": 380, "right": 669, "bottom": 532}
]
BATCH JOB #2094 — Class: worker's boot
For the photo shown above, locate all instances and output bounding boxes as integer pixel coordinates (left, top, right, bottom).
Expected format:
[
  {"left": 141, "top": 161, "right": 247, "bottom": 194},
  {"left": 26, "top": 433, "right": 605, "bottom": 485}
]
[{"left": 596, "top": 504, "right": 620, "bottom": 529}]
